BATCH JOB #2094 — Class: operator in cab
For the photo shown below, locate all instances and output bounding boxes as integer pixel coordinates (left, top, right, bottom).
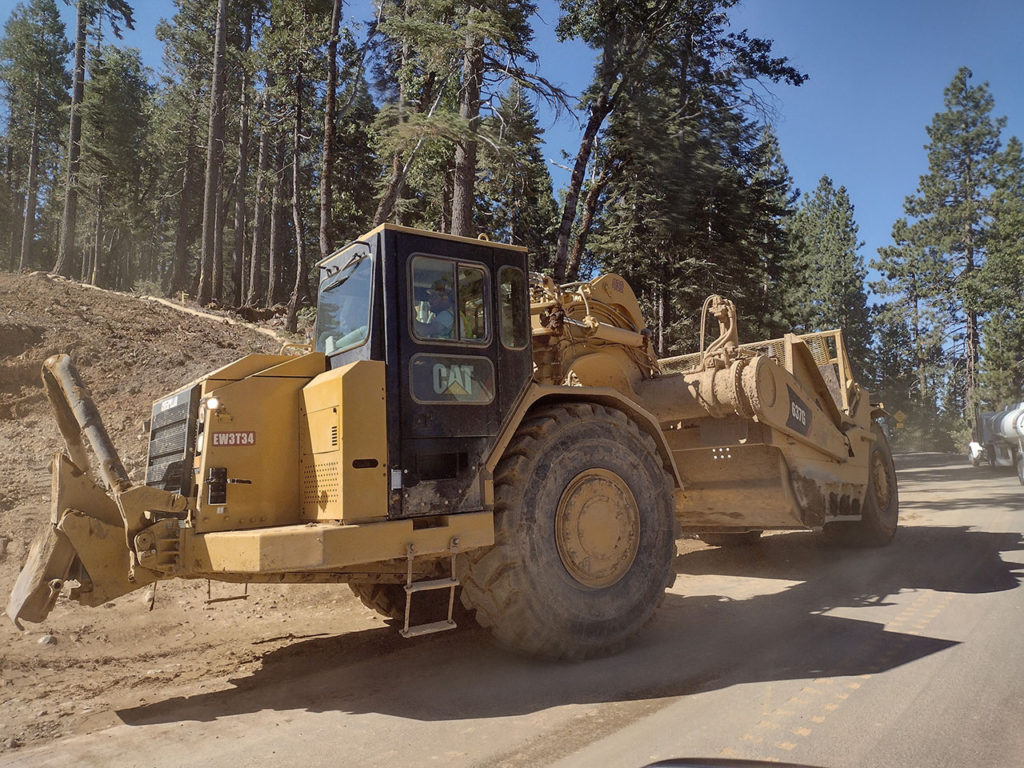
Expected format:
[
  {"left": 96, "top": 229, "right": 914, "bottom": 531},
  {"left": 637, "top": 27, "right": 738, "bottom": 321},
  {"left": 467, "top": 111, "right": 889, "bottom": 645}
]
[{"left": 415, "top": 279, "right": 456, "bottom": 339}]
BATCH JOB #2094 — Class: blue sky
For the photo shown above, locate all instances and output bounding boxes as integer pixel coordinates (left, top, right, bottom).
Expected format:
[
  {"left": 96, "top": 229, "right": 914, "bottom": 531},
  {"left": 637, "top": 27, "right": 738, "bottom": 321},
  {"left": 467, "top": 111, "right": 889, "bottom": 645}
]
[{"left": 38, "top": 0, "right": 1024, "bottom": 281}]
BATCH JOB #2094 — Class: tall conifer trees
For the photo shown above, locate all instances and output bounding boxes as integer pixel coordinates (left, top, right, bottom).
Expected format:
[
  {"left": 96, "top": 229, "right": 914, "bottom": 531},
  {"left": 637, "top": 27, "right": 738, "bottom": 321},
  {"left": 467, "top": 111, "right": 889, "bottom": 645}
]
[
  {"left": 0, "top": 0, "right": 68, "bottom": 272},
  {"left": 877, "top": 67, "right": 1021, "bottom": 440}
]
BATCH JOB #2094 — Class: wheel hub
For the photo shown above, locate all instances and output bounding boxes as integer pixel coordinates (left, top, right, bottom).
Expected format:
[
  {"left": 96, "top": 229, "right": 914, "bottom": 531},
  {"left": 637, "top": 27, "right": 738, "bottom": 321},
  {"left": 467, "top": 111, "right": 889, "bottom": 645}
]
[{"left": 554, "top": 469, "right": 640, "bottom": 588}]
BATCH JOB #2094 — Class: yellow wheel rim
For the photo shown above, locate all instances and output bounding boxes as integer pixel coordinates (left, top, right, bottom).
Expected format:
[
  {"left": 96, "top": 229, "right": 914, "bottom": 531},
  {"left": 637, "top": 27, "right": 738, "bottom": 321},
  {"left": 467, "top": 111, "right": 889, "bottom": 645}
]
[{"left": 554, "top": 469, "right": 641, "bottom": 588}]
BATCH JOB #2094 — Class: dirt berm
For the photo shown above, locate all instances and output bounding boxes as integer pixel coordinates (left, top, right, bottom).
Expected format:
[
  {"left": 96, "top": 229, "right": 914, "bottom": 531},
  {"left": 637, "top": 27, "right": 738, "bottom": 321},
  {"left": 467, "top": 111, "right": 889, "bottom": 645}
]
[{"left": 0, "top": 272, "right": 402, "bottom": 753}]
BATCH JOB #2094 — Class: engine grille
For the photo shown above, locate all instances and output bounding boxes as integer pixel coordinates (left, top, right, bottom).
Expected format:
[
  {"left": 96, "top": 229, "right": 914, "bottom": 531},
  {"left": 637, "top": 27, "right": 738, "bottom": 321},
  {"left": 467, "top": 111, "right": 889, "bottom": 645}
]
[{"left": 146, "top": 385, "right": 200, "bottom": 495}]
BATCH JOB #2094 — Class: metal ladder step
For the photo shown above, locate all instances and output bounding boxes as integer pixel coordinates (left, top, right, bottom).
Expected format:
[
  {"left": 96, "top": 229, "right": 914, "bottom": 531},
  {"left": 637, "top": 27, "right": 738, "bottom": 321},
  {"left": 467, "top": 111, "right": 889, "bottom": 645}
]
[
  {"left": 400, "top": 619, "right": 457, "bottom": 639},
  {"left": 405, "top": 577, "right": 458, "bottom": 594},
  {"left": 400, "top": 539, "right": 460, "bottom": 639}
]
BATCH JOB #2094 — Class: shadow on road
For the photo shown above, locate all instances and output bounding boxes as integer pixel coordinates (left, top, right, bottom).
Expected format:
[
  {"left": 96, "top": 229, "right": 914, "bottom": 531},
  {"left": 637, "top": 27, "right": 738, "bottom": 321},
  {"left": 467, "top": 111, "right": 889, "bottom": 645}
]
[
  {"left": 116, "top": 522, "right": 1023, "bottom": 727},
  {"left": 895, "top": 452, "right": 1022, "bottom": 487}
]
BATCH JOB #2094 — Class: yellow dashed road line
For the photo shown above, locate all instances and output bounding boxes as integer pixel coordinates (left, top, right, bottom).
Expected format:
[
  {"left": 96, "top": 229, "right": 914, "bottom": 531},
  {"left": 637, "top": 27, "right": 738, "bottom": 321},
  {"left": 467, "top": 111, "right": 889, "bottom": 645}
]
[{"left": 718, "top": 590, "right": 956, "bottom": 762}]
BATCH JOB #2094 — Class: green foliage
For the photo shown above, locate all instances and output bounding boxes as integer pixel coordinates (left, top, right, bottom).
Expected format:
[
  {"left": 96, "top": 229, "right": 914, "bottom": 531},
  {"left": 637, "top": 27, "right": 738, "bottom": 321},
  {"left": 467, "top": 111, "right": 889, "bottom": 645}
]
[
  {"left": 877, "top": 67, "right": 1021, "bottom": 446},
  {"left": 976, "top": 136, "right": 1024, "bottom": 404},
  {"left": 901, "top": 67, "right": 1005, "bottom": 416},
  {"left": 476, "top": 82, "right": 558, "bottom": 267},
  {"left": 0, "top": 0, "right": 69, "bottom": 269},
  {"left": 78, "top": 44, "right": 154, "bottom": 288},
  {"left": 787, "top": 176, "right": 871, "bottom": 378}
]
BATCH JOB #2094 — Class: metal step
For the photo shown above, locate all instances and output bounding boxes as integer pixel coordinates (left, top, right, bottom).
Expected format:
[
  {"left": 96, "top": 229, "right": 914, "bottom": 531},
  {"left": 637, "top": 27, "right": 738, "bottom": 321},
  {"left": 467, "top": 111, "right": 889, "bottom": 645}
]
[
  {"left": 405, "top": 577, "right": 458, "bottom": 594},
  {"left": 400, "top": 619, "right": 457, "bottom": 638},
  {"left": 399, "top": 539, "right": 461, "bottom": 639}
]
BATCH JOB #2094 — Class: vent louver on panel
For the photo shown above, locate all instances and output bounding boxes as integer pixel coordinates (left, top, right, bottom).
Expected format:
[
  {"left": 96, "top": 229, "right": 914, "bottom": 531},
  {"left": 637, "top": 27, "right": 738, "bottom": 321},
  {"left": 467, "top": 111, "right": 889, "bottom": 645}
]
[{"left": 146, "top": 385, "right": 200, "bottom": 496}]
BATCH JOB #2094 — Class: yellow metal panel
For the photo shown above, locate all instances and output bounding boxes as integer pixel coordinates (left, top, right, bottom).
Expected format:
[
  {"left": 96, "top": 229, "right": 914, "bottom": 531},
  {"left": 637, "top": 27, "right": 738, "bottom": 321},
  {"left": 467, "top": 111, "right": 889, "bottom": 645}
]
[
  {"left": 204, "top": 354, "right": 299, "bottom": 382},
  {"left": 340, "top": 361, "right": 387, "bottom": 522},
  {"left": 252, "top": 353, "right": 326, "bottom": 378},
  {"left": 586, "top": 274, "right": 646, "bottom": 333},
  {"left": 185, "top": 511, "right": 494, "bottom": 573},
  {"left": 195, "top": 375, "right": 309, "bottom": 532},
  {"left": 305, "top": 407, "right": 339, "bottom": 454},
  {"left": 300, "top": 361, "right": 388, "bottom": 522}
]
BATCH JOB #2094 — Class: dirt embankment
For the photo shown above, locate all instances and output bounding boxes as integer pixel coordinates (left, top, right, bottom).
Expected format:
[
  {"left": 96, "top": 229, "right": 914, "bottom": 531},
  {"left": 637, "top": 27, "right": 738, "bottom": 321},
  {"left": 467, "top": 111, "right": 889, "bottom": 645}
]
[{"left": 0, "top": 273, "right": 381, "bottom": 753}]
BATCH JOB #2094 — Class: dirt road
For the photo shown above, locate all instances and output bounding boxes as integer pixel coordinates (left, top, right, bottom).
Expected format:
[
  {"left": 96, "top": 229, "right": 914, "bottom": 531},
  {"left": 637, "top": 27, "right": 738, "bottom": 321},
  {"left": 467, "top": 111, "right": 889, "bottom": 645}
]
[{"left": 2, "top": 453, "right": 1021, "bottom": 767}]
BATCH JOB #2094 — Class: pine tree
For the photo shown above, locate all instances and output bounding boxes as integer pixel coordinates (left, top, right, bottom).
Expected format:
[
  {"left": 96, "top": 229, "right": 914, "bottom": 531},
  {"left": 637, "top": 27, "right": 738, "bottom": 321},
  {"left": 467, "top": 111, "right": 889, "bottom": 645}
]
[
  {"left": 476, "top": 83, "right": 557, "bottom": 264},
  {"left": 903, "top": 67, "right": 1005, "bottom": 417},
  {"left": 739, "top": 126, "right": 802, "bottom": 339},
  {"left": 52, "top": 0, "right": 133, "bottom": 278},
  {"left": 788, "top": 176, "right": 871, "bottom": 377},
  {"left": 551, "top": 0, "right": 806, "bottom": 282},
  {"left": 976, "top": 136, "right": 1024, "bottom": 404},
  {"left": 77, "top": 44, "right": 152, "bottom": 289},
  {"left": 0, "top": 0, "right": 69, "bottom": 272},
  {"left": 872, "top": 217, "right": 950, "bottom": 418},
  {"left": 371, "top": 0, "right": 560, "bottom": 232},
  {"left": 585, "top": 26, "right": 804, "bottom": 357}
]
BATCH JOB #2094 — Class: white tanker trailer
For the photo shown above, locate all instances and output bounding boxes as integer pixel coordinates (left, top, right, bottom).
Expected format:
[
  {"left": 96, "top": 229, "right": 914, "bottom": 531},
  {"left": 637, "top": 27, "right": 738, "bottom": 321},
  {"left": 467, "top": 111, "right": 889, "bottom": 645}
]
[{"left": 969, "top": 402, "right": 1024, "bottom": 484}]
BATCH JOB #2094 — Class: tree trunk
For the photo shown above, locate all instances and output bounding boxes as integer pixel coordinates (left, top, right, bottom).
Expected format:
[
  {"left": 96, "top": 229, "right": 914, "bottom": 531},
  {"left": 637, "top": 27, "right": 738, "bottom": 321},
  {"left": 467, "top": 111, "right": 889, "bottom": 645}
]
[
  {"left": 89, "top": 190, "right": 102, "bottom": 286},
  {"left": 565, "top": 167, "right": 611, "bottom": 282},
  {"left": 168, "top": 118, "right": 198, "bottom": 296},
  {"left": 213, "top": 181, "right": 226, "bottom": 302},
  {"left": 320, "top": 0, "right": 342, "bottom": 262},
  {"left": 247, "top": 103, "right": 271, "bottom": 306},
  {"left": 197, "top": 0, "right": 228, "bottom": 306},
  {"left": 371, "top": 19, "right": 418, "bottom": 227},
  {"left": 231, "top": 15, "right": 253, "bottom": 307},
  {"left": 552, "top": 26, "right": 621, "bottom": 281},
  {"left": 286, "top": 68, "right": 309, "bottom": 334},
  {"left": 267, "top": 136, "right": 287, "bottom": 306},
  {"left": 4, "top": 143, "right": 16, "bottom": 270},
  {"left": 372, "top": 156, "right": 405, "bottom": 227},
  {"left": 53, "top": 1, "right": 87, "bottom": 277},
  {"left": 18, "top": 115, "right": 39, "bottom": 272},
  {"left": 451, "top": 29, "right": 483, "bottom": 237},
  {"left": 440, "top": 154, "right": 455, "bottom": 233}
]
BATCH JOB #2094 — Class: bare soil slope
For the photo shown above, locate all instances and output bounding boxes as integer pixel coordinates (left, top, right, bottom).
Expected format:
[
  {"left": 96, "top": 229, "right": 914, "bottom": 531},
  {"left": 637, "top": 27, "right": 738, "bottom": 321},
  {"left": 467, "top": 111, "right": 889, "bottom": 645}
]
[{"left": 0, "top": 273, "right": 382, "bottom": 753}]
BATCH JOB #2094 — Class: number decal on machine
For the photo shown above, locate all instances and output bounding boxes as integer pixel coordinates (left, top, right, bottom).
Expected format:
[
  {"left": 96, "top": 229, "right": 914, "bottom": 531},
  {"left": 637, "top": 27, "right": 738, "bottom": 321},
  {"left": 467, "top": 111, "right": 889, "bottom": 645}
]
[
  {"left": 785, "top": 386, "right": 811, "bottom": 436},
  {"left": 212, "top": 431, "right": 256, "bottom": 446}
]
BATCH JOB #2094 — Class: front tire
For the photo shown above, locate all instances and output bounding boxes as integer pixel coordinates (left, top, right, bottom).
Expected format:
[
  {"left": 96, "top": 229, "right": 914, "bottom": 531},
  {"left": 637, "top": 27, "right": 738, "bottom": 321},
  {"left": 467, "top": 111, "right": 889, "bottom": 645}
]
[
  {"left": 460, "top": 404, "right": 676, "bottom": 659},
  {"left": 824, "top": 424, "right": 898, "bottom": 546}
]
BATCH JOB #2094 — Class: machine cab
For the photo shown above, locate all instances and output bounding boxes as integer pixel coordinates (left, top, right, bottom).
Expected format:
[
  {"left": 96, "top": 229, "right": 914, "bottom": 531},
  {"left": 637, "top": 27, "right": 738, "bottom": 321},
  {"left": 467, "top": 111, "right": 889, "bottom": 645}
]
[{"left": 314, "top": 225, "right": 533, "bottom": 518}]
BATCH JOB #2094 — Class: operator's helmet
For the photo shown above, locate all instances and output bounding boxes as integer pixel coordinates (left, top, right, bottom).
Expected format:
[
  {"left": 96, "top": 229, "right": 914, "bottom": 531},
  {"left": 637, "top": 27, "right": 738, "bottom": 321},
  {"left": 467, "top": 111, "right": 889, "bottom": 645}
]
[{"left": 430, "top": 278, "right": 452, "bottom": 300}]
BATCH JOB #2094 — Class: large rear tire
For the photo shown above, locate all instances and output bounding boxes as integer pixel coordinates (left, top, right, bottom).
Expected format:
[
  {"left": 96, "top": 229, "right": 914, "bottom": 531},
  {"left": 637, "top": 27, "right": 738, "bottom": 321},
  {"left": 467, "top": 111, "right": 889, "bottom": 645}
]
[
  {"left": 459, "top": 403, "right": 676, "bottom": 660},
  {"left": 348, "top": 582, "right": 406, "bottom": 621},
  {"left": 823, "top": 424, "right": 898, "bottom": 546}
]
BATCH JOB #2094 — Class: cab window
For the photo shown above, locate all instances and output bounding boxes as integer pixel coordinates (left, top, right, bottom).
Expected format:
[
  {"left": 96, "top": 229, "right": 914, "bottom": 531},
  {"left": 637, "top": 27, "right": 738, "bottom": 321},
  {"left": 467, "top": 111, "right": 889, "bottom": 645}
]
[
  {"left": 314, "top": 253, "right": 372, "bottom": 354},
  {"left": 411, "top": 256, "right": 488, "bottom": 344},
  {"left": 498, "top": 266, "right": 528, "bottom": 349}
]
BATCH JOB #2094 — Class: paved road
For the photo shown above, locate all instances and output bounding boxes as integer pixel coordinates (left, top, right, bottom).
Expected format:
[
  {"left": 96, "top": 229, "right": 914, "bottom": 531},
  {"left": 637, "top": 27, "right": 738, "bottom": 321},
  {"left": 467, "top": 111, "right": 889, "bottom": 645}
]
[{"left": 5, "top": 454, "right": 1023, "bottom": 768}]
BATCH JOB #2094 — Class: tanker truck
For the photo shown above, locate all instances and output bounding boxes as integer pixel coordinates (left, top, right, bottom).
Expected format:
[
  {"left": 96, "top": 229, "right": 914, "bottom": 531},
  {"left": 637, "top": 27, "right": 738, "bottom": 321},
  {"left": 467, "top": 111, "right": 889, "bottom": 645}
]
[
  {"left": 7, "top": 224, "right": 898, "bottom": 659},
  {"left": 969, "top": 402, "right": 1024, "bottom": 484}
]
